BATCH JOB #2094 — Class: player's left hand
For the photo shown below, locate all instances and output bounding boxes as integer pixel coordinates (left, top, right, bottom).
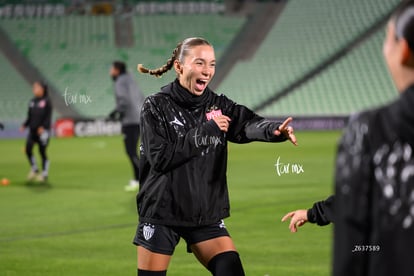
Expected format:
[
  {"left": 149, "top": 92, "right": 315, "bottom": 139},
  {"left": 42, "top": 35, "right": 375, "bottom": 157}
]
[
  {"left": 37, "top": 127, "right": 44, "bottom": 135},
  {"left": 281, "top": 209, "right": 308, "bottom": 233},
  {"left": 274, "top": 117, "right": 297, "bottom": 146}
]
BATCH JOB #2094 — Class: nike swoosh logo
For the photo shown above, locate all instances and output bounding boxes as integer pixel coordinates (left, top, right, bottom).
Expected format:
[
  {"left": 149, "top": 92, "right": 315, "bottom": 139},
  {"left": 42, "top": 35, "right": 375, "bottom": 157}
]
[{"left": 170, "top": 117, "right": 184, "bottom": 127}]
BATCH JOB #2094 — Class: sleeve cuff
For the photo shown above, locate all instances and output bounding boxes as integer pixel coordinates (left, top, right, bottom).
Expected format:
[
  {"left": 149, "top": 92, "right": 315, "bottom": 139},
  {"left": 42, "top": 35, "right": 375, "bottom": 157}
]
[{"left": 307, "top": 208, "right": 316, "bottom": 224}]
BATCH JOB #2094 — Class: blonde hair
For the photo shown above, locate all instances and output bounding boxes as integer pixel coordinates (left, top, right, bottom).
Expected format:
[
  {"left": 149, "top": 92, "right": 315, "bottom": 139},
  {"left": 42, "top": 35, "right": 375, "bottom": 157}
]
[{"left": 137, "top": 37, "right": 212, "bottom": 78}]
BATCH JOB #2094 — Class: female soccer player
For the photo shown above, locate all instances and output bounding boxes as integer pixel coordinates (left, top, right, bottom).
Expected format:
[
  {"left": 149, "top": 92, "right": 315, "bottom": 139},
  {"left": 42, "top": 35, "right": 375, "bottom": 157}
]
[
  {"left": 20, "top": 81, "right": 52, "bottom": 182},
  {"left": 133, "top": 37, "right": 297, "bottom": 276}
]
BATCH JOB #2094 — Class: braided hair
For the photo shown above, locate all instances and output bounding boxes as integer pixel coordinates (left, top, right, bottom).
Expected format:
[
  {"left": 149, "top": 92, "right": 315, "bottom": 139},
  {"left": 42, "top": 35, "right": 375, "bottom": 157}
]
[{"left": 137, "top": 37, "right": 212, "bottom": 78}]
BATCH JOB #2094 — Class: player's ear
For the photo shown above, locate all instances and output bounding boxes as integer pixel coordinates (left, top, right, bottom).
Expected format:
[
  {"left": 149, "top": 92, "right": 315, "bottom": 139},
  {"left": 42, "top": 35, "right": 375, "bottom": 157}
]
[
  {"left": 174, "top": 60, "right": 183, "bottom": 75},
  {"left": 400, "top": 39, "right": 414, "bottom": 66}
]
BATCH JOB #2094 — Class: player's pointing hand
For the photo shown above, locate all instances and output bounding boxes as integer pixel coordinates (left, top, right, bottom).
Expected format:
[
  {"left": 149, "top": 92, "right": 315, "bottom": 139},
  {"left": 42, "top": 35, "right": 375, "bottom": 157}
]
[
  {"left": 281, "top": 209, "right": 308, "bottom": 233},
  {"left": 274, "top": 117, "right": 298, "bottom": 146}
]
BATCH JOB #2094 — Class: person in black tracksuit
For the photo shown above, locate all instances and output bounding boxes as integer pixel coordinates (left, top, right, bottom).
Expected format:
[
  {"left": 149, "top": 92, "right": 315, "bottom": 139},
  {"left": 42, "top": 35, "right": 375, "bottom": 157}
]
[
  {"left": 133, "top": 37, "right": 298, "bottom": 276},
  {"left": 109, "top": 61, "right": 145, "bottom": 191},
  {"left": 20, "top": 81, "right": 52, "bottom": 182},
  {"left": 282, "top": 2, "right": 414, "bottom": 275}
]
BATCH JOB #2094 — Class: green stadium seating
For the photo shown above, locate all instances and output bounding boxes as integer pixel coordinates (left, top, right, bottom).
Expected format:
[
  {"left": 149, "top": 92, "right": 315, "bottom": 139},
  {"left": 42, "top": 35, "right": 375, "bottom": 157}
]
[
  {"left": 0, "top": 14, "right": 245, "bottom": 118},
  {"left": 0, "top": 0, "right": 402, "bottom": 120},
  {"left": 260, "top": 31, "right": 396, "bottom": 116},
  {"left": 218, "top": 0, "right": 400, "bottom": 112},
  {"left": 0, "top": 51, "right": 32, "bottom": 122}
]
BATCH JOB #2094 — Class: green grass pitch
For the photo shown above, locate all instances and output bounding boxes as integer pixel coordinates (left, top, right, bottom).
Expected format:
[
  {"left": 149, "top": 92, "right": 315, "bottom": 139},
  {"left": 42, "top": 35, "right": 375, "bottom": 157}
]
[{"left": 0, "top": 131, "right": 340, "bottom": 275}]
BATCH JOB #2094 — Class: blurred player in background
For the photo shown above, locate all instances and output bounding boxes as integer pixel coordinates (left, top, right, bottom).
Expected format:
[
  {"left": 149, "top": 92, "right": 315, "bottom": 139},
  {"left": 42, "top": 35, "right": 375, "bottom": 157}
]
[
  {"left": 134, "top": 37, "right": 297, "bottom": 276},
  {"left": 109, "top": 61, "right": 145, "bottom": 192},
  {"left": 282, "top": 1, "right": 414, "bottom": 275},
  {"left": 20, "top": 81, "right": 52, "bottom": 182}
]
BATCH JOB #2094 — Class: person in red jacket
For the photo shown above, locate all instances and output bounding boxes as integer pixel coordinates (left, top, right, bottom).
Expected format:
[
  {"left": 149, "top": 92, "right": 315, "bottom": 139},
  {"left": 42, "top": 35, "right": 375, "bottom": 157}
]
[
  {"left": 133, "top": 37, "right": 297, "bottom": 276},
  {"left": 20, "top": 81, "right": 52, "bottom": 182}
]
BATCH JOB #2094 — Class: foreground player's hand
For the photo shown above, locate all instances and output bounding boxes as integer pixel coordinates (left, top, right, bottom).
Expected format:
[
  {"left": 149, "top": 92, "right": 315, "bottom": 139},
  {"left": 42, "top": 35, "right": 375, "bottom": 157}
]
[
  {"left": 281, "top": 209, "right": 308, "bottom": 233},
  {"left": 19, "top": 126, "right": 25, "bottom": 133},
  {"left": 274, "top": 117, "right": 297, "bottom": 146},
  {"left": 212, "top": 115, "right": 231, "bottom": 132}
]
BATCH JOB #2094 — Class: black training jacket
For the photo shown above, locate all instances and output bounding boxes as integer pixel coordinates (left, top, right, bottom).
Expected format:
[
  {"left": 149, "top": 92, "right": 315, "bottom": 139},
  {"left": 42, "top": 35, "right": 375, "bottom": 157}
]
[
  {"left": 307, "top": 195, "right": 335, "bottom": 226},
  {"left": 137, "top": 79, "right": 287, "bottom": 227},
  {"left": 334, "top": 85, "right": 414, "bottom": 276},
  {"left": 23, "top": 96, "right": 52, "bottom": 132}
]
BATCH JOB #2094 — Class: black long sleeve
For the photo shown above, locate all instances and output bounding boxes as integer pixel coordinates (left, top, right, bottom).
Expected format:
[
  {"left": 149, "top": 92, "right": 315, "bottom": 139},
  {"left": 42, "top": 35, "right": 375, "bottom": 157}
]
[
  {"left": 307, "top": 195, "right": 335, "bottom": 226},
  {"left": 141, "top": 97, "right": 222, "bottom": 174},
  {"left": 224, "top": 97, "right": 287, "bottom": 144},
  {"left": 137, "top": 81, "right": 293, "bottom": 227}
]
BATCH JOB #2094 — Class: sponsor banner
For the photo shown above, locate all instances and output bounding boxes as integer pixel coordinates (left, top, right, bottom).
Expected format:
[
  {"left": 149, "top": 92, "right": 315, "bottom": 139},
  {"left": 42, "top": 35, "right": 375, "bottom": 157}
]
[
  {"left": 54, "top": 118, "right": 121, "bottom": 138},
  {"left": 54, "top": 118, "right": 75, "bottom": 138},
  {"left": 74, "top": 119, "right": 121, "bottom": 137},
  {"left": 0, "top": 116, "right": 348, "bottom": 139}
]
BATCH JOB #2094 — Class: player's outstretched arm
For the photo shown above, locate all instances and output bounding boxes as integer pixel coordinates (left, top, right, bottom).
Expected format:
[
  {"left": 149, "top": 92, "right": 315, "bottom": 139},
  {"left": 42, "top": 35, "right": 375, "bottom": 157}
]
[
  {"left": 274, "top": 117, "right": 297, "bottom": 146},
  {"left": 281, "top": 210, "right": 308, "bottom": 233}
]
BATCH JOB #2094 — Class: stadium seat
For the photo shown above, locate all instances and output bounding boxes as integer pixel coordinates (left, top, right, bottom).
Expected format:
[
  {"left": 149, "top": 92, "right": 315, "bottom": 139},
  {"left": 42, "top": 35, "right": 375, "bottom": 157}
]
[
  {"left": 0, "top": 51, "right": 33, "bottom": 122},
  {"left": 259, "top": 31, "right": 396, "bottom": 116},
  {"left": 218, "top": 0, "right": 400, "bottom": 114},
  {"left": 0, "top": 14, "right": 245, "bottom": 118}
]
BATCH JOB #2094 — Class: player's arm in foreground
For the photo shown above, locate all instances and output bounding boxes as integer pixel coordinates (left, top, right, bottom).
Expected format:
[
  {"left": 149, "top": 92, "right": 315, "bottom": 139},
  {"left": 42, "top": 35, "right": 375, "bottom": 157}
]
[{"left": 281, "top": 195, "right": 335, "bottom": 232}]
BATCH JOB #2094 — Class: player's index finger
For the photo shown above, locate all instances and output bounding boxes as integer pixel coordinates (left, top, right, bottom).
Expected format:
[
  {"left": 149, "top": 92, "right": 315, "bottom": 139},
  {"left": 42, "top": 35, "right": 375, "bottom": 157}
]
[
  {"left": 222, "top": 115, "right": 232, "bottom": 121},
  {"left": 281, "top": 212, "right": 293, "bottom": 221},
  {"left": 278, "top": 117, "right": 293, "bottom": 130}
]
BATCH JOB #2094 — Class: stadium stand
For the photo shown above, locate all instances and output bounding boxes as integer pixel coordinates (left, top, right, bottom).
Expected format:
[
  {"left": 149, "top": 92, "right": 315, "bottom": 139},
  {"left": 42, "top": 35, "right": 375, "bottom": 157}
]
[
  {"left": 129, "top": 14, "right": 246, "bottom": 97},
  {"left": 0, "top": 14, "right": 245, "bottom": 118},
  {"left": 217, "top": 0, "right": 401, "bottom": 112},
  {"left": 259, "top": 30, "right": 396, "bottom": 116},
  {"left": 0, "top": 0, "right": 402, "bottom": 122},
  {"left": 0, "top": 51, "right": 33, "bottom": 122}
]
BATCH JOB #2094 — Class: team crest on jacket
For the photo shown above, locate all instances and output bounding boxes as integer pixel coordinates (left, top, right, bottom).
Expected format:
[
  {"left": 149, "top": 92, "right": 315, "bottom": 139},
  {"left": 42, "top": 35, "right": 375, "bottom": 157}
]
[
  {"left": 143, "top": 223, "right": 155, "bottom": 241},
  {"left": 38, "top": 100, "right": 46, "bottom": 108},
  {"left": 206, "top": 105, "right": 222, "bottom": 121}
]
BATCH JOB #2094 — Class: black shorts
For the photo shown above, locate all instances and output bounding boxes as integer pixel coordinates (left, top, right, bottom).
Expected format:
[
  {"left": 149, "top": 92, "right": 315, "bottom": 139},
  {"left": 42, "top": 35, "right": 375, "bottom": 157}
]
[{"left": 133, "top": 220, "right": 230, "bottom": 255}]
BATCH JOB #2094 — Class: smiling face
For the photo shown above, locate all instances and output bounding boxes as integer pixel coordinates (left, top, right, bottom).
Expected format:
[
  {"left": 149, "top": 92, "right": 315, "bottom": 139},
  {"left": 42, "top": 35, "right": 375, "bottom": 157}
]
[{"left": 174, "top": 44, "right": 216, "bottom": 96}]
